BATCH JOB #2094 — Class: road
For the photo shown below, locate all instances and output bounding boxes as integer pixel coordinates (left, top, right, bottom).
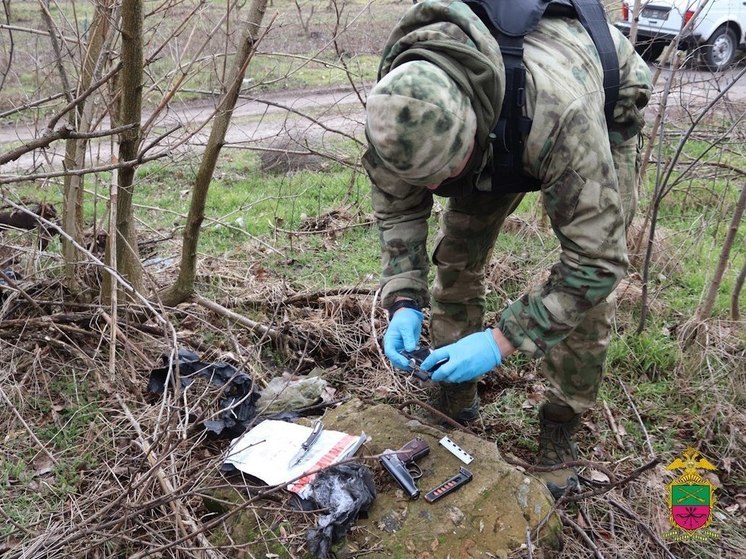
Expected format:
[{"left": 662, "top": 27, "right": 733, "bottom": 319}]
[
  {"left": 1, "top": 64, "right": 744, "bottom": 176},
  {"left": 0, "top": 86, "right": 367, "bottom": 175}
]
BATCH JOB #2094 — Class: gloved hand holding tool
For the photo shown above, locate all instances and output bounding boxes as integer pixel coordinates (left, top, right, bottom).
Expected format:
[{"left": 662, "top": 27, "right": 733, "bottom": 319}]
[
  {"left": 421, "top": 329, "right": 502, "bottom": 383},
  {"left": 383, "top": 304, "right": 423, "bottom": 370}
]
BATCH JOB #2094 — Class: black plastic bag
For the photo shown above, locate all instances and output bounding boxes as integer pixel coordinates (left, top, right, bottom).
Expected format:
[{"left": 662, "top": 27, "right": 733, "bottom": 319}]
[{"left": 147, "top": 348, "right": 260, "bottom": 438}]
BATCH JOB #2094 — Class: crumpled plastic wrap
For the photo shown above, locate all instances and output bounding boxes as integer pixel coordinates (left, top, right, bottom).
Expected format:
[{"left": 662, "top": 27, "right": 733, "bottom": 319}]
[
  {"left": 306, "top": 463, "right": 377, "bottom": 559},
  {"left": 147, "top": 348, "right": 260, "bottom": 438},
  {"left": 256, "top": 373, "right": 329, "bottom": 413}
]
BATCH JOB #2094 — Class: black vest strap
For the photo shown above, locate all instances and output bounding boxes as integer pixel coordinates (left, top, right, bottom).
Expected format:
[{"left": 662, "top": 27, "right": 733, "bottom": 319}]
[{"left": 453, "top": 0, "right": 620, "bottom": 196}]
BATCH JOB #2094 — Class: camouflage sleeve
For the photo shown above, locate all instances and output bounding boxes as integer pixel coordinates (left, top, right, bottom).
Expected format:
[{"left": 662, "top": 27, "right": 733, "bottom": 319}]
[
  {"left": 612, "top": 135, "right": 641, "bottom": 229},
  {"left": 497, "top": 95, "right": 629, "bottom": 359},
  {"left": 609, "top": 25, "right": 652, "bottom": 227},
  {"left": 608, "top": 24, "right": 653, "bottom": 146},
  {"left": 363, "top": 149, "right": 433, "bottom": 309}
]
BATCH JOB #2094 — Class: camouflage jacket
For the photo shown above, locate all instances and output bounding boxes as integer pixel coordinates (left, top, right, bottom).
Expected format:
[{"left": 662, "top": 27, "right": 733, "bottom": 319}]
[{"left": 363, "top": 0, "right": 652, "bottom": 359}]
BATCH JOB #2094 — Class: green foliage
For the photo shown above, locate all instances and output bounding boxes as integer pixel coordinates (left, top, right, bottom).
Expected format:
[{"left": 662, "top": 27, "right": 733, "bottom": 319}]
[{"left": 607, "top": 329, "right": 680, "bottom": 379}]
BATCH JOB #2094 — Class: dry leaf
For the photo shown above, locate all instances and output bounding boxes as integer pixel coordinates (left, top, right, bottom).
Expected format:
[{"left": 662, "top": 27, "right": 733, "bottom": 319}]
[
  {"left": 590, "top": 470, "right": 610, "bottom": 483},
  {"left": 703, "top": 472, "right": 722, "bottom": 488},
  {"left": 34, "top": 456, "right": 55, "bottom": 477}
]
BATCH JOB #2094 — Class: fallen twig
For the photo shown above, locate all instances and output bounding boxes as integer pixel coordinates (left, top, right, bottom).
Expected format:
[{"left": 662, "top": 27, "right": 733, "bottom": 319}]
[
  {"left": 559, "top": 510, "right": 607, "bottom": 559},
  {"left": 194, "top": 293, "right": 301, "bottom": 349},
  {"left": 601, "top": 399, "right": 625, "bottom": 449},
  {"left": 503, "top": 455, "right": 617, "bottom": 484},
  {"left": 398, "top": 399, "right": 478, "bottom": 435},
  {"left": 284, "top": 286, "right": 375, "bottom": 306},
  {"left": 117, "top": 395, "right": 222, "bottom": 559},
  {"left": 616, "top": 375, "right": 655, "bottom": 458},
  {"left": 608, "top": 498, "right": 679, "bottom": 559},
  {"left": 566, "top": 458, "right": 661, "bottom": 502},
  {"left": 0, "top": 311, "right": 95, "bottom": 329}
]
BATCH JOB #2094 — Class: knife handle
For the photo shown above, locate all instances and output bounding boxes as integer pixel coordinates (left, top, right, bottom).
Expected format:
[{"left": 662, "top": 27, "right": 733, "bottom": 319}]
[{"left": 303, "top": 419, "right": 323, "bottom": 449}]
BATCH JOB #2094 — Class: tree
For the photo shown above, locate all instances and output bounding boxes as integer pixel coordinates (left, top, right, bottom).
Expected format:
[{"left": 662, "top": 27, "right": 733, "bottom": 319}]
[
  {"left": 56, "top": 0, "right": 116, "bottom": 294},
  {"left": 696, "top": 184, "right": 745, "bottom": 322},
  {"left": 103, "top": 0, "right": 144, "bottom": 302},
  {"left": 160, "top": 0, "right": 270, "bottom": 306}
]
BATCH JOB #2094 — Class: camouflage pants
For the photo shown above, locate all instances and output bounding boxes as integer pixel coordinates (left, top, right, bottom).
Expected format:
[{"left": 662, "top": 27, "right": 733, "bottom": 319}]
[{"left": 429, "top": 190, "right": 614, "bottom": 416}]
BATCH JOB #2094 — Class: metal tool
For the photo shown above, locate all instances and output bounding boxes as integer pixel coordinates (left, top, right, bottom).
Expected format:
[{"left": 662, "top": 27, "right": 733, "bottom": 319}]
[
  {"left": 439, "top": 436, "right": 474, "bottom": 465},
  {"left": 401, "top": 346, "right": 447, "bottom": 381},
  {"left": 288, "top": 419, "right": 324, "bottom": 467}
]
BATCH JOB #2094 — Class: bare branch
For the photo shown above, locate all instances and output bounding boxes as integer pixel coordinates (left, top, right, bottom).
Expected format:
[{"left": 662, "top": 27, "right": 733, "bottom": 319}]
[
  {"left": 0, "top": 92, "right": 67, "bottom": 119},
  {"left": 0, "top": 123, "right": 136, "bottom": 166},
  {"left": 47, "top": 63, "right": 122, "bottom": 131},
  {"left": 39, "top": 0, "right": 73, "bottom": 102}
]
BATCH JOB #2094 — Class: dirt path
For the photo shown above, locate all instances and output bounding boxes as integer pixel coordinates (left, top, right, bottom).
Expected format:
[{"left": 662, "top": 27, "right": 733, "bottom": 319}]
[
  {"left": 1, "top": 64, "right": 743, "bottom": 175},
  {"left": 0, "top": 86, "right": 367, "bottom": 174}
]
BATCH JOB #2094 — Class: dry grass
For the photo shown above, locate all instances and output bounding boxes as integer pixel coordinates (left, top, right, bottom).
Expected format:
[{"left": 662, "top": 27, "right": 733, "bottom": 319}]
[
  {"left": 0, "top": 224, "right": 422, "bottom": 558},
  {"left": 1, "top": 218, "right": 744, "bottom": 558}
]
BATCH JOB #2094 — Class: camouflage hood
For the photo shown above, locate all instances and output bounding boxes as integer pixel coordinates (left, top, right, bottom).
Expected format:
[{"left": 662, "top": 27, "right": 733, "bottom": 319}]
[{"left": 374, "top": 0, "right": 504, "bottom": 154}]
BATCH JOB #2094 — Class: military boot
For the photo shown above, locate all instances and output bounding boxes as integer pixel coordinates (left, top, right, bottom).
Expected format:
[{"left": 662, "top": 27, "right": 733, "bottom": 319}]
[
  {"left": 438, "top": 381, "right": 480, "bottom": 423},
  {"left": 536, "top": 402, "right": 581, "bottom": 499}
]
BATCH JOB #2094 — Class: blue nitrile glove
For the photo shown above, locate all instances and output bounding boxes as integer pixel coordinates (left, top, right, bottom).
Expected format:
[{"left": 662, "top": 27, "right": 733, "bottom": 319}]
[
  {"left": 422, "top": 329, "right": 502, "bottom": 383},
  {"left": 383, "top": 308, "right": 424, "bottom": 370}
]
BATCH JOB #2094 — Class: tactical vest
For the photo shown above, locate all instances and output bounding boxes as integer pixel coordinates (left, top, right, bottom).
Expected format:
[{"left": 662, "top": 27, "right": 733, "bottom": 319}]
[{"left": 434, "top": 0, "right": 620, "bottom": 196}]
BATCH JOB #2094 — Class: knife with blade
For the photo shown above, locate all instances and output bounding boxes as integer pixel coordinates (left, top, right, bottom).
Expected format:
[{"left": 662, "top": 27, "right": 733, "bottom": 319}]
[{"left": 288, "top": 419, "right": 324, "bottom": 468}]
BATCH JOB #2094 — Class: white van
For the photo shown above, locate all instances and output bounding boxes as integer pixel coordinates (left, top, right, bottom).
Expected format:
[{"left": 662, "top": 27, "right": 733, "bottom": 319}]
[{"left": 614, "top": 0, "right": 746, "bottom": 71}]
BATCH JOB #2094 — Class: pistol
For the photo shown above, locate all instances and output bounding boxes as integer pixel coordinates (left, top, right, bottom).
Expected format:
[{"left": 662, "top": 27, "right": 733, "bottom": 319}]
[
  {"left": 379, "top": 437, "right": 430, "bottom": 499},
  {"left": 401, "top": 346, "right": 447, "bottom": 381}
]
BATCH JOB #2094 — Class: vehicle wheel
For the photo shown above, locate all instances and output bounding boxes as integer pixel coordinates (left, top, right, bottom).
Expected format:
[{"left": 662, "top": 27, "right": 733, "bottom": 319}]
[
  {"left": 635, "top": 40, "right": 666, "bottom": 62},
  {"left": 701, "top": 26, "right": 737, "bottom": 72}
]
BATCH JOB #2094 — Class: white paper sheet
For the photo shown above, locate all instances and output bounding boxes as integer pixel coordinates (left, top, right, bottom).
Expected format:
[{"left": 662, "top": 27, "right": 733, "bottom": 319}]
[{"left": 224, "top": 419, "right": 365, "bottom": 497}]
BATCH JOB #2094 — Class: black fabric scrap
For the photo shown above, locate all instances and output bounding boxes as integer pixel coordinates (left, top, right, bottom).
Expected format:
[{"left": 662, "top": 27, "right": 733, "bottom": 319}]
[
  {"left": 306, "top": 463, "right": 376, "bottom": 559},
  {"left": 0, "top": 269, "right": 21, "bottom": 301},
  {"left": 147, "top": 348, "right": 260, "bottom": 438}
]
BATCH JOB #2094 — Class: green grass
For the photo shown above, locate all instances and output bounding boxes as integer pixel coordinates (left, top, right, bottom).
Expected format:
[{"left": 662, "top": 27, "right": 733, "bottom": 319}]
[
  {"left": 607, "top": 328, "right": 680, "bottom": 379},
  {"left": 0, "top": 370, "right": 104, "bottom": 539}
]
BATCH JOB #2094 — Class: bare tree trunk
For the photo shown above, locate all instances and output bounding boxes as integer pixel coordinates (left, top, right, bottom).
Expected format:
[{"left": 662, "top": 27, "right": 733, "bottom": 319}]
[
  {"left": 696, "top": 185, "right": 746, "bottom": 321},
  {"left": 160, "top": 0, "right": 269, "bottom": 307},
  {"left": 732, "top": 258, "right": 745, "bottom": 322},
  {"left": 103, "top": 0, "right": 143, "bottom": 302},
  {"left": 59, "top": 1, "right": 115, "bottom": 294},
  {"left": 628, "top": 0, "right": 642, "bottom": 47}
]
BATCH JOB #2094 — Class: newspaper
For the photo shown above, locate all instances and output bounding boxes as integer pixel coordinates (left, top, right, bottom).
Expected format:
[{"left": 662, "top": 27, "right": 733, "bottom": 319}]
[{"left": 225, "top": 419, "right": 366, "bottom": 498}]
